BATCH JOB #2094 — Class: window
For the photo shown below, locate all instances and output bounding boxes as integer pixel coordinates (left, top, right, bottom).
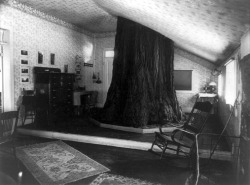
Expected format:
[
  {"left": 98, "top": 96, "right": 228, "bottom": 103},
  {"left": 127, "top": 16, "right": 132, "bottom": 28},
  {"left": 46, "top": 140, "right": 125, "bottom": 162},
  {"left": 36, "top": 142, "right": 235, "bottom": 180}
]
[
  {"left": 218, "top": 74, "right": 223, "bottom": 97},
  {"left": 225, "top": 59, "right": 236, "bottom": 105},
  {"left": 104, "top": 50, "right": 114, "bottom": 58}
]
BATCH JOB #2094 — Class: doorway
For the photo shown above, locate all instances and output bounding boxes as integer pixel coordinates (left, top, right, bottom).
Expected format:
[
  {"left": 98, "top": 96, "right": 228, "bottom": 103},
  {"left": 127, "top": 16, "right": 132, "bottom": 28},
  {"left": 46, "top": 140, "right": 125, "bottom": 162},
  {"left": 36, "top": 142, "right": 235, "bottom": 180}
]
[
  {"left": 102, "top": 49, "right": 114, "bottom": 107},
  {"left": 0, "top": 28, "right": 14, "bottom": 112}
]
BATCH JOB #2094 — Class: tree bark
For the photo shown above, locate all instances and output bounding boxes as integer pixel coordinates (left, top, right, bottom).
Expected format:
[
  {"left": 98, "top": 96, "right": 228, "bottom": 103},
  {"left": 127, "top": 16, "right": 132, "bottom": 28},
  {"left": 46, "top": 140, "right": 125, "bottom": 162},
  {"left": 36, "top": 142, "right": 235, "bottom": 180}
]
[{"left": 101, "top": 17, "right": 182, "bottom": 127}]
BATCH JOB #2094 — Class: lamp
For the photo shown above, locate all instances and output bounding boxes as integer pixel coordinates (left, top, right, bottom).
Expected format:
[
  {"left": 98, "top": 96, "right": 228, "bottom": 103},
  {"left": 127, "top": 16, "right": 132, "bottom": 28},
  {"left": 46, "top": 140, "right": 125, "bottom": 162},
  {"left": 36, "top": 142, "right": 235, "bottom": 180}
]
[
  {"left": 207, "top": 81, "right": 217, "bottom": 93},
  {"left": 92, "top": 72, "right": 97, "bottom": 80},
  {"left": 96, "top": 72, "right": 102, "bottom": 84},
  {"left": 209, "top": 82, "right": 216, "bottom": 87}
]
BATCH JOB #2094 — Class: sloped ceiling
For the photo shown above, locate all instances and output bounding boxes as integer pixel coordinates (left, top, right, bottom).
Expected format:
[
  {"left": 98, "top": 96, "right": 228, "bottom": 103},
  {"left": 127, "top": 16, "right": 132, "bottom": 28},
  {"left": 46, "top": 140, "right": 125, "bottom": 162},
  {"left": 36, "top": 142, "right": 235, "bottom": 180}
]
[{"left": 15, "top": 0, "right": 250, "bottom": 64}]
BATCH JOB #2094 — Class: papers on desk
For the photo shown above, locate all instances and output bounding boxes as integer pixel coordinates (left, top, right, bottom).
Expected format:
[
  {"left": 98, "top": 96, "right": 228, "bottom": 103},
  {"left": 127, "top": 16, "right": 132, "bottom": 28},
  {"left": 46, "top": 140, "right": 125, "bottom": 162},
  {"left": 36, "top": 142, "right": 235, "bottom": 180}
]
[{"left": 198, "top": 93, "right": 217, "bottom": 98}]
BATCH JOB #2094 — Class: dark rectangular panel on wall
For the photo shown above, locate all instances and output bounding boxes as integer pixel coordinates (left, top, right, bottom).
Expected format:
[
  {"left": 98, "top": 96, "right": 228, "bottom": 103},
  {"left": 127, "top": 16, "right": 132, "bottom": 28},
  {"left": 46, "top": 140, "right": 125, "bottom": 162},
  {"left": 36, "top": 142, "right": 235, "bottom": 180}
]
[{"left": 174, "top": 70, "right": 192, "bottom": 90}]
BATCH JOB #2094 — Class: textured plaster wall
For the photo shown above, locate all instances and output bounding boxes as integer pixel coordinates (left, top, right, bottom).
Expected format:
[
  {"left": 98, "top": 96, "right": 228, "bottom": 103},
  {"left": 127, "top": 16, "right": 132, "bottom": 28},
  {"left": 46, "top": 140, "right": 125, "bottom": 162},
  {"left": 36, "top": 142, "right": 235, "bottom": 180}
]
[
  {"left": 174, "top": 48, "right": 216, "bottom": 112},
  {"left": 92, "top": 36, "right": 216, "bottom": 110},
  {"left": 0, "top": 4, "right": 93, "bottom": 105}
]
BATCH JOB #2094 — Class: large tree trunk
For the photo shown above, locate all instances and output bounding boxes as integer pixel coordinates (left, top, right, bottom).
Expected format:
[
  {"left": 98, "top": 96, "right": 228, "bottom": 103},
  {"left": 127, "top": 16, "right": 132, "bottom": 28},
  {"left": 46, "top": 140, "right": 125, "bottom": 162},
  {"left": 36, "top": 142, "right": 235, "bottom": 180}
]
[{"left": 101, "top": 17, "right": 181, "bottom": 127}]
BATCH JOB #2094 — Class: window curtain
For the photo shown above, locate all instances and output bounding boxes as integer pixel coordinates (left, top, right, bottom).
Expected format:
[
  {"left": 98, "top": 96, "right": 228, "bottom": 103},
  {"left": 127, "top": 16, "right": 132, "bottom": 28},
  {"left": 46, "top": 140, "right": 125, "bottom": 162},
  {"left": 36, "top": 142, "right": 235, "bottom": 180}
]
[{"left": 225, "top": 59, "right": 236, "bottom": 105}]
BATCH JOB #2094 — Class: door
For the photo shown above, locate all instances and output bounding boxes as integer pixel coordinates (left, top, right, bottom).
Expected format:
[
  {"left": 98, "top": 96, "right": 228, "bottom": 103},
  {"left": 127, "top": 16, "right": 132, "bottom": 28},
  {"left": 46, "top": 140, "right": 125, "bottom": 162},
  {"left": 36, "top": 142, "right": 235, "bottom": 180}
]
[
  {"left": 0, "top": 44, "right": 2, "bottom": 112},
  {"left": 103, "top": 49, "right": 114, "bottom": 106},
  {"left": 0, "top": 28, "right": 13, "bottom": 112}
]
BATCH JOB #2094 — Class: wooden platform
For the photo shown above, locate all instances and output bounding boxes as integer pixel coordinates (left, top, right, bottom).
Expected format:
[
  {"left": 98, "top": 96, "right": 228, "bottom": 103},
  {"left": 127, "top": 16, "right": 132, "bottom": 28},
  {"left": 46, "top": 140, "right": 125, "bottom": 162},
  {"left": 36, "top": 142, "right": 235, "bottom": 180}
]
[{"left": 17, "top": 116, "right": 233, "bottom": 161}]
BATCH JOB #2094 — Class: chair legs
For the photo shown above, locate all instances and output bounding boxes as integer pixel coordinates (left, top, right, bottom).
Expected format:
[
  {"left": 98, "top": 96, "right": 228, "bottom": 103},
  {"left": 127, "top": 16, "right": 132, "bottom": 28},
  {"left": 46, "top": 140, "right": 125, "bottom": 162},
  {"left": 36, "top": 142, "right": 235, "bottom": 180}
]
[
  {"left": 150, "top": 133, "right": 192, "bottom": 160},
  {"left": 160, "top": 146, "right": 167, "bottom": 159},
  {"left": 150, "top": 135, "right": 168, "bottom": 159},
  {"left": 22, "top": 110, "right": 35, "bottom": 126},
  {"left": 150, "top": 140, "right": 156, "bottom": 150}
]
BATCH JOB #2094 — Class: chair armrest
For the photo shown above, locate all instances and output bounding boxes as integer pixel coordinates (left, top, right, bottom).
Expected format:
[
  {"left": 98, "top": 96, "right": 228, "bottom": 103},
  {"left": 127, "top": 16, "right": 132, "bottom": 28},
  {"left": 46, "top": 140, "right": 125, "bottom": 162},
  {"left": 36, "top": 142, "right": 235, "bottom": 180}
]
[
  {"left": 159, "top": 121, "right": 184, "bottom": 134},
  {"left": 183, "top": 125, "right": 199, "bottom": 133},
  {"left": 171, "top": 128, "right": 196, "bottom": 144}
]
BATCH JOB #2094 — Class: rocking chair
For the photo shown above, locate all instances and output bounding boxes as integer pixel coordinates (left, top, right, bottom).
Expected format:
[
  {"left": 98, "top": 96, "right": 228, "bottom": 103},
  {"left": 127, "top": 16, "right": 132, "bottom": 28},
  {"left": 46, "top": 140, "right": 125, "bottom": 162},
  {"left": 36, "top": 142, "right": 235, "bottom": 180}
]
[{"left": 150, "top": 101, "right": 213, "bottom": 166}]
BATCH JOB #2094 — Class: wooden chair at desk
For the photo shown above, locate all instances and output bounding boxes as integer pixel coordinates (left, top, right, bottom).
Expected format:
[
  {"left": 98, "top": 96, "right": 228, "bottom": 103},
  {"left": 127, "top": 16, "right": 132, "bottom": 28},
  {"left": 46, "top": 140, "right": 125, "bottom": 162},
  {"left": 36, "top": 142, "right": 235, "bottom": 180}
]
[
  {"left": 21, "top": 90, "right": 36, "bottom": 126},
  {"left": 80, "top": 91, "right": 98, "bottom": 114}
]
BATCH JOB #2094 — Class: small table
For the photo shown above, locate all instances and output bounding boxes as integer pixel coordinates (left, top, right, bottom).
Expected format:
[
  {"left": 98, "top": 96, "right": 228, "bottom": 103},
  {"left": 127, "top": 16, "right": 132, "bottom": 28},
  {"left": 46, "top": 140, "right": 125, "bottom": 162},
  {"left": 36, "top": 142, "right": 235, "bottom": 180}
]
[
  {"left": 198, "top": 93, "right": 218, "bottom": 114},
  {"left": 73, "top": 90, "right": 92, "bottom": 115}
]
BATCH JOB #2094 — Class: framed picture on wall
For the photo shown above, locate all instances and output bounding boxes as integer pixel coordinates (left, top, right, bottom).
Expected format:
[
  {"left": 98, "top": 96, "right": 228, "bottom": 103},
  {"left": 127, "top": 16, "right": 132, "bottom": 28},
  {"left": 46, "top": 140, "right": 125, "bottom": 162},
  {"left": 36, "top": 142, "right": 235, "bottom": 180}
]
[
  {"left": 50, "top": 53, "right": 55, "bottom": 65},
  {"left": 20, "top": 76, "right": 30, "bottom": 84},
  {"left": 20, "top": 67, "right": 29, "bottom": 75},
  {"left": 64, "top": 65, "right": 68, "bottom": 73},
  {"left": 20, "top": 49, "right": 29, "bottom": 65},
  {"left": 37, "top": 51, "right": 44, "bottom": 65},
  {"left": 21, "top": 50, "right": 28, "bottom": 56},
  {"left": 20, "top": 59, "right": 29, "bottom": 65}
]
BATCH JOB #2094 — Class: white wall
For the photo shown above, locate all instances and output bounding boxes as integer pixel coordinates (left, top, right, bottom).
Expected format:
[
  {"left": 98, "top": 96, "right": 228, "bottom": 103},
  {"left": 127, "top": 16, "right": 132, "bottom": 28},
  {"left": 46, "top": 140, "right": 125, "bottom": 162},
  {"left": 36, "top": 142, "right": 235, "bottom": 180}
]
[
  {"left": 241, "top": 29, "right": 250, "bottom": 59},
  {"left": 0, "top": 4, "right": 94, "bottom": 109}
]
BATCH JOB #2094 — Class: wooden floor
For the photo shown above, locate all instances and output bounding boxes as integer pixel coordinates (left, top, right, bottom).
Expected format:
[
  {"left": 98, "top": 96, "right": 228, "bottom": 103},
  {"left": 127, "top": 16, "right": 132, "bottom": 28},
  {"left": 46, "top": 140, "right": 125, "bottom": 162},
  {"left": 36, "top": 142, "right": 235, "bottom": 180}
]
[
  {"left": 0, "top": 114, "right": 238, "bottom": 184},
  {"left": 0, "top": 136, "right": 238, "bottom": 185}
]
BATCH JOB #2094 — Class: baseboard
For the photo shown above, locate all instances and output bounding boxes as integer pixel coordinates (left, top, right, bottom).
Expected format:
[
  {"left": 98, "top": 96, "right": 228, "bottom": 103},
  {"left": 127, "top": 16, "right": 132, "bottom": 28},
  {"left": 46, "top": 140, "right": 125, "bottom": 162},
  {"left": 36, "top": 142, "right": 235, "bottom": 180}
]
[{"left": 89, "top": 118, "right": 176, "bottom": 134}]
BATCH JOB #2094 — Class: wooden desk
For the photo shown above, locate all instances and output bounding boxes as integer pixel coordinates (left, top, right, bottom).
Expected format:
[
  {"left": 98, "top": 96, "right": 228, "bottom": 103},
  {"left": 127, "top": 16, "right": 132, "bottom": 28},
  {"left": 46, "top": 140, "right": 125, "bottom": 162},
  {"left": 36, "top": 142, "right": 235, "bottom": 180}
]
[
  {"left": 198, "top": 93, "right": 218, "bottom": 114},
  {"left": 73, "top": 91, "right": 92, "bottom": 106}
]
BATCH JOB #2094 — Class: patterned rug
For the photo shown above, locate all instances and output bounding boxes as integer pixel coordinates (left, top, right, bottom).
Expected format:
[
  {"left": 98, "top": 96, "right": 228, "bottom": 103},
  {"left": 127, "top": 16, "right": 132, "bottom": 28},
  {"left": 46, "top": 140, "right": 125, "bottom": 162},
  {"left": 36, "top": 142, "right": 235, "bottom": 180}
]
[
  {"left": 16, "top": 140, "right": 109, "bottom": 185},
  {"left": 90, "top": 173, "right": 162, "bottom": 185}
]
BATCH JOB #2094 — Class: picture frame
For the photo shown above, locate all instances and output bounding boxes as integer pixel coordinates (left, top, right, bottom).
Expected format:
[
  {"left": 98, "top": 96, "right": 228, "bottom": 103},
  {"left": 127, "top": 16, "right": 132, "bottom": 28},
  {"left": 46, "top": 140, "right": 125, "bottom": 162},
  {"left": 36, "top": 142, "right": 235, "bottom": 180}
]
[
  {"left": 20, "top": 76, "right": 30, "bottom": 84},
  {"left": 84, "top": 63, "right": 93, "bottom": 67},
  {"left": 64, "top": 65, "right": 68, "bottom": 73},
  {"left": 21, "top": 50, "right": 28, "bottom": 56},
  {"left": 20, "top": 59, "right": 29, "bottom": 65},
  {"left": 20, "top": 67, "right": 29, "bottom": 75},
  {"left": 50, "top": 53, "right": 55, "bottom": 65},
  {"left": 37, "top": 51, "right": 44, "bottom": 65},
  {"left": 20, "top": 49, "right": 29, "bottom": 65}
]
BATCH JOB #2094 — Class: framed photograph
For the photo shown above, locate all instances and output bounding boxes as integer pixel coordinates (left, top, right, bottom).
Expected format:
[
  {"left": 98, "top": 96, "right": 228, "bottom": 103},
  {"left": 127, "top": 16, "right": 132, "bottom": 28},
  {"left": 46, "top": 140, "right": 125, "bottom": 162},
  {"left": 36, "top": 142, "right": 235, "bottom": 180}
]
[
  {"left": 21, "top": 50, "right": 28, "bottom": 55},
  {"left": 64, "top": 65, "right": 68, "bottom": 73},
  {"left": 50, "top": 53, "right": 55, "bottom": 65},
  {"left": 37, "top": 51, "right": 44, "bottom": 65},
  {"left": 21, "top": 67, "right": 29, "bottom": 75},
  {"left": 20, "top": 76, "right": 29, "bottom": 84},
  {"left": 84, "top": 63, "right": 93, "bottom": 67},
  {"left": 20, "top": 59, "right": 29, "bottom": 65}
]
